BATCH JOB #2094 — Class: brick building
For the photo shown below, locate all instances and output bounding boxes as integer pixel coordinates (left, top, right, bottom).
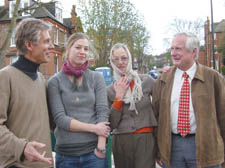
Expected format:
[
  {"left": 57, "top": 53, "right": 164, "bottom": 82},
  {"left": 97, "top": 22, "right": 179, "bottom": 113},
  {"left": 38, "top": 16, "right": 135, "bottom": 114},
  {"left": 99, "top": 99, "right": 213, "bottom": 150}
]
[
  {"left": 198, "top": 17, "right": 225, "bottom": 72},
  {"left": 0, "top": 0, "right": 84, "bottom": 79}
]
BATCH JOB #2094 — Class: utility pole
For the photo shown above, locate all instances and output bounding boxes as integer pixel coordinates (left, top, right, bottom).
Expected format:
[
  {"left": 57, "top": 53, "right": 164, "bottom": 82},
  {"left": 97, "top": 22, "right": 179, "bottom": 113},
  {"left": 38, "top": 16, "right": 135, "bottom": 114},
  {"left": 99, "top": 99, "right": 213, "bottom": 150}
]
[{"left": 210, "top": 0, "right": 216, "bottom": 69}]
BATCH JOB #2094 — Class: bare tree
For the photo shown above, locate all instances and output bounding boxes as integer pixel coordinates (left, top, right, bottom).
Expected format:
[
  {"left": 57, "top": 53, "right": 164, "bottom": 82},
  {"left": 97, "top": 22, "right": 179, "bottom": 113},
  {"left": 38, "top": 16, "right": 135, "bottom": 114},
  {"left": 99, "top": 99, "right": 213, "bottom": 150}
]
[{"left": 167, "top": 17, "right": 204, "bottom": 43}]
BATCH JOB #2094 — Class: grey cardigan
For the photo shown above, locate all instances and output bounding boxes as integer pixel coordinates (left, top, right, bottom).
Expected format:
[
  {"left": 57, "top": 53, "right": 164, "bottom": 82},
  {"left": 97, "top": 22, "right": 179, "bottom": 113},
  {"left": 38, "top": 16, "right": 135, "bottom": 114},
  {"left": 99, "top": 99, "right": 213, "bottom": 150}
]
[
  {"left": 107, "top": 74, "right": 157, "bottom": 134},
  {"left": 47, "top": 69, "right": 109, "bottom": 146}
]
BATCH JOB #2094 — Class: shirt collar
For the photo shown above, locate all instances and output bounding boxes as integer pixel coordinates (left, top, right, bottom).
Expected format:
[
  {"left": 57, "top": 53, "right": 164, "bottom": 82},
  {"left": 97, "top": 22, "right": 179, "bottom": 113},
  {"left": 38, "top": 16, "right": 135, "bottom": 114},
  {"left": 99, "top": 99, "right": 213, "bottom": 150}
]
[{"left": 176, "top": 62, "right": 197, "bottom": 80}]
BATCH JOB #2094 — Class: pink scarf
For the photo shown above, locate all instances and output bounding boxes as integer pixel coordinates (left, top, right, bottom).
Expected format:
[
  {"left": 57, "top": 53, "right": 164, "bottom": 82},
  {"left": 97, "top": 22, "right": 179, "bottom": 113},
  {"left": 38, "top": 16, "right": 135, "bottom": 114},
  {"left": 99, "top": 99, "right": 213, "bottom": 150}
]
[{"left": 62, "top": 60, "right": 89, "bottom": 78}]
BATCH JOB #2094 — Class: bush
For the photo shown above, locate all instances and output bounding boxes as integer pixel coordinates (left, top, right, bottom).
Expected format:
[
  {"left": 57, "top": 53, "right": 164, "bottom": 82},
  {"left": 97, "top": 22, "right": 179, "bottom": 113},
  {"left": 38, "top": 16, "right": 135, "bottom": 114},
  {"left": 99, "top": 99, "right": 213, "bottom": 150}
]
[{"left": 222, "top": 66, "right": 225, "bottom": 76}]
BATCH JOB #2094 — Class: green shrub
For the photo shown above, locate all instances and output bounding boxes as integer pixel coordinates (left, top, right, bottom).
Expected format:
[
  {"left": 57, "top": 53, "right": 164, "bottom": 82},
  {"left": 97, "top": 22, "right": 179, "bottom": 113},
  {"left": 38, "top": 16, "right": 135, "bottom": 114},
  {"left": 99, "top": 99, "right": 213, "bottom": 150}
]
[{"left": 222, "top": 66, "right": 225, "bottom": 75}]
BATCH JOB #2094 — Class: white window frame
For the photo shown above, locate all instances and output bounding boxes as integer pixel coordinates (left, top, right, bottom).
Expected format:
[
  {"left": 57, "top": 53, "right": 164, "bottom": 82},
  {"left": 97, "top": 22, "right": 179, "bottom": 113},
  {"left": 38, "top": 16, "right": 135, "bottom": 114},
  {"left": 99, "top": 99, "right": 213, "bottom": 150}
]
[
  {"left": 64, "top": 33, "right": 67, "bottom": 44},
  {"left": 54, "top": 27, "right": 58, "bottom": 45},
  {"left": 9, "top": 0, "right": 16, "bottom": 18},
  {"left": 10, "top": 29, "right": 16, "bottom": 47},
  {"left": 55, "top": 7, "right": 63, "bottom": 23},
  {"left": 9, "top": 0, "right": 30, "bottom": 18},
  {"left": 54, "top": 55, "right": 58, "bottom": 73},
  {"left": 214, "top": 33, "right": 217, "bottom": 40},
  {"left": 22, "top": 0, "right": 30, "bottom": 16},
  {"left": 10, "top": 55, "right": 19, "bottom": 64}
]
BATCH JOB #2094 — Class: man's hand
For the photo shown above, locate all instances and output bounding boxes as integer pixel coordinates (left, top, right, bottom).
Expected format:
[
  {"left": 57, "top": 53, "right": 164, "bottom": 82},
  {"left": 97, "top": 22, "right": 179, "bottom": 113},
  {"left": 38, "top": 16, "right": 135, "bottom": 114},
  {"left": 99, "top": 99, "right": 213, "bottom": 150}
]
[
  {"left": 158, "top": 66, "right": 171, "bottom": 74},
  {"left": 24, "top": 141, "right": 52, "bottom": 165}
]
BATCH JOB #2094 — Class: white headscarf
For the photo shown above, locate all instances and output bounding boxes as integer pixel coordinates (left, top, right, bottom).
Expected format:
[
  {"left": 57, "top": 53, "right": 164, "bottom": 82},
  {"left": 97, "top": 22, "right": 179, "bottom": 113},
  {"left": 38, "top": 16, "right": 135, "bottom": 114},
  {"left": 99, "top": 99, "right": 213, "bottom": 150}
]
[{"left": 110, "top": 43, "right": 143, "bottom": 114}]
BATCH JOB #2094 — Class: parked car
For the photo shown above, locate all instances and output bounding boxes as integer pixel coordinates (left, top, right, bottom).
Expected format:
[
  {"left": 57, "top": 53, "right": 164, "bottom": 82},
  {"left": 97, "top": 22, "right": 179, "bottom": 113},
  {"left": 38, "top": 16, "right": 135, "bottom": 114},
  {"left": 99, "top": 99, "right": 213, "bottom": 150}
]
[
  {"left": 95, "top": 67, "right": 114, "bottom": 86},
  {"left": 147, "top": 70, "right": 159, "bottom": 79}
]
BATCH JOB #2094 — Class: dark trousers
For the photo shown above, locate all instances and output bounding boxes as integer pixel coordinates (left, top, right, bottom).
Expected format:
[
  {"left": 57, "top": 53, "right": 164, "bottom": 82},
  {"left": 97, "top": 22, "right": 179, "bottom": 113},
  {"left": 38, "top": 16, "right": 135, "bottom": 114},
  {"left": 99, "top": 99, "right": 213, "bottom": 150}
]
[
  {"left": 162, "top": 134, "right": 221, "bottom": 168},
  {"left": 112, "top": 132, "right": 156, "bottom": 168}
]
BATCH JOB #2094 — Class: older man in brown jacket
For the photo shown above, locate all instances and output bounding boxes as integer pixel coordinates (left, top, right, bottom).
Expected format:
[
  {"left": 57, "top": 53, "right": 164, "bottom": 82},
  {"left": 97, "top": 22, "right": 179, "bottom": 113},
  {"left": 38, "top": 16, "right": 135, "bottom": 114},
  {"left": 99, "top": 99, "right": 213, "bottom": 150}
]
[{"left": 152, "top": 33, "right": 225, "bottom": 168}]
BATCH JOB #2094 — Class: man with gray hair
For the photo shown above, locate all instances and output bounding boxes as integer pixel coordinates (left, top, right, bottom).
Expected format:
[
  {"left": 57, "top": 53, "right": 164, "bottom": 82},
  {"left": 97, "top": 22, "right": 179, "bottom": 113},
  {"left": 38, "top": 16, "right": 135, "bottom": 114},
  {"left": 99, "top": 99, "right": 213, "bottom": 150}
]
[
  {"left": 152, "top": 33, "right": 225, "bottom": 168},
  {"left": 0, "top": 18, "right": 54, "bottom": 167}
]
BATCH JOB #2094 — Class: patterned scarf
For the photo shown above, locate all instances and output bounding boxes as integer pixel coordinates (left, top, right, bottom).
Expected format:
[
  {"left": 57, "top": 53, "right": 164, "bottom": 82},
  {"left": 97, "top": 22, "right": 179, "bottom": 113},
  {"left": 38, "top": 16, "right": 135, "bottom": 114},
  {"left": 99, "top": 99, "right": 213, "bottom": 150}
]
[{"left": 62, "top": 60, "right": 88, "bottom": 78}]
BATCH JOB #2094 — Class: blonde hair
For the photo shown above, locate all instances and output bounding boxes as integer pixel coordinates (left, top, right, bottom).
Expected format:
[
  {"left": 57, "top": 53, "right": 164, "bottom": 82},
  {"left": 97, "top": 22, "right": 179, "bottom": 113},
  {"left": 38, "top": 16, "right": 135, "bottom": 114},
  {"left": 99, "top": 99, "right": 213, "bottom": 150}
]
[{"left": 64, "top": 32, "right": 90, "bottom": 60}]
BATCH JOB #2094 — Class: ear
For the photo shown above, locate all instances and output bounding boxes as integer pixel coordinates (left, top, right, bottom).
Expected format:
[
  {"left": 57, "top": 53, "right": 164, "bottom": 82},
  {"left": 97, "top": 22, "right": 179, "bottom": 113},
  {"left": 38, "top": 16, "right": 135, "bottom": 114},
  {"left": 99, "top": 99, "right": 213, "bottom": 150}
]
[
  {"left": 25, "top": 41, "right": 33, "bottom": 52},
  {"left": 193, "top": 48, "right": 197, "bottom": 58}
]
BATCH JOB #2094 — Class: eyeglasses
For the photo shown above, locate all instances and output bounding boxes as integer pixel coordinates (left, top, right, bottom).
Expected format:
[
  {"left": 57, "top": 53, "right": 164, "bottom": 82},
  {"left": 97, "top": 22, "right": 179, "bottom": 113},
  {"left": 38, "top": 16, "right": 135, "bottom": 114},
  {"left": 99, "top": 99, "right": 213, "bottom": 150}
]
[{"left": 112, "top": 57, "right": 128, "bottom": 63}]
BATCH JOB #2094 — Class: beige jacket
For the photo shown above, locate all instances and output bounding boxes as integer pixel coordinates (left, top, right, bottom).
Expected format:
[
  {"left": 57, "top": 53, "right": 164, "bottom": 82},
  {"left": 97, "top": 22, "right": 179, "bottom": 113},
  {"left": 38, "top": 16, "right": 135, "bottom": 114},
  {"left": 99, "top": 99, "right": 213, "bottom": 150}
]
[
  {"left": 152, "top": 63, "right": 225, "bottom": 168},
  {"left": 0, "top": 66, "right": 53, "bottom": 168}
]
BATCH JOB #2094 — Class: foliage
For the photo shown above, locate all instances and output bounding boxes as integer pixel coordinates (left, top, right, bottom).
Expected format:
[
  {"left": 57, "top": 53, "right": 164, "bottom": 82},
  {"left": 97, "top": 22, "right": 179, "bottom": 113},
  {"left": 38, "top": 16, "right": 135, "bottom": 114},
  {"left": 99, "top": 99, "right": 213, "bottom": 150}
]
[
  {"left": 77, "top": 0, "right": 150, "bottom": 68},
  {"left": 217, "top": 33, "right": 225, "bottom": 65},
  {"left": 221, "top": 66, "right": 225, "bottom": 75}
]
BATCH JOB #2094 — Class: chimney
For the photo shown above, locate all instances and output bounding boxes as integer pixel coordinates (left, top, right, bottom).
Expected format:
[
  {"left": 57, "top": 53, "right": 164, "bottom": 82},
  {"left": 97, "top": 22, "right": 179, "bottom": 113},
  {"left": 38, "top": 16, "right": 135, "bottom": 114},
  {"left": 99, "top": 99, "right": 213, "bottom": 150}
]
[
  {"left": 5, "top": 0, "right": 9, "bottom": 8},
  {"left": 71, "top": 5, "right": 77, "bottom": 27}
]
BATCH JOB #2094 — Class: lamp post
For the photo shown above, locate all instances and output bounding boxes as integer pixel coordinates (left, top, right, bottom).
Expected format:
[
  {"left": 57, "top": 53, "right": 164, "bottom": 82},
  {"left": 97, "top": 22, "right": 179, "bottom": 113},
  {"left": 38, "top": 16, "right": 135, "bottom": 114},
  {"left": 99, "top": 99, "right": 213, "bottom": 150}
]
[{"left": 210, "top": 0, "right": 216, "bottom": 69}]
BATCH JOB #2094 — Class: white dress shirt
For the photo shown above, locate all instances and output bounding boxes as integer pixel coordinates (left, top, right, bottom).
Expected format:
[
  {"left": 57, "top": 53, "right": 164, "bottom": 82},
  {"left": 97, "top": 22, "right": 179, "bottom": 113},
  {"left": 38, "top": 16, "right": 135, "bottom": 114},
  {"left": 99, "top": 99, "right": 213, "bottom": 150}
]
[{"left": 170, "top": 62, "right": 197, "bottom": 134}]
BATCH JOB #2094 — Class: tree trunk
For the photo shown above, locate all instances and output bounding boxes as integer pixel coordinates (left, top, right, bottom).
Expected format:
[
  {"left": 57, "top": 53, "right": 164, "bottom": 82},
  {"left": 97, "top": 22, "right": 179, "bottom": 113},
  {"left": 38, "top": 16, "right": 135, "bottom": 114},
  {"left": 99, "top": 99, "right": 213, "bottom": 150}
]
[{"left": 0, "top": 0, "right": 20, "bottom": 69}]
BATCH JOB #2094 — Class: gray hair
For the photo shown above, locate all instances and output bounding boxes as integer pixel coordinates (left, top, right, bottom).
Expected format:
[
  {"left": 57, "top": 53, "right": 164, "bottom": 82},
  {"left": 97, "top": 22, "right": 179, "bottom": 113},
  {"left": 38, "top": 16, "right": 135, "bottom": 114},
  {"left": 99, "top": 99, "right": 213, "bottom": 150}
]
[
  {"left": 15, "top": 18, "right": 51, "bottom": 55},
  {"left": 173, "top": 32, "right": 200, "bottom": 60}
]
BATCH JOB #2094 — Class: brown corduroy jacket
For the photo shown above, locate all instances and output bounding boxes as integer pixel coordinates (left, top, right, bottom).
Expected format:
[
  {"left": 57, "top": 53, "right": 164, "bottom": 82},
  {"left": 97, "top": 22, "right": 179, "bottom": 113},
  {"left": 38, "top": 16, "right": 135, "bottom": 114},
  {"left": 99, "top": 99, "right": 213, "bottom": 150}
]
[{"left": 152, "top": 63, "right": 225, "bottom": 168}]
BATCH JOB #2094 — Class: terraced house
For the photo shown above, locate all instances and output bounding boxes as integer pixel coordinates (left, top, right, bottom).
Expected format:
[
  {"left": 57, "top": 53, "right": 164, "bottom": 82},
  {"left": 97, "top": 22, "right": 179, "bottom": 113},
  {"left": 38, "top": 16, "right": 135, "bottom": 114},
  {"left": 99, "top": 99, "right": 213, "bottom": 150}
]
[
  {"left": 198, "top": 17, "right": 225, "bottom": 73},
  {"left": 0, "top": 0, "right": 83, "bottom": 79}
]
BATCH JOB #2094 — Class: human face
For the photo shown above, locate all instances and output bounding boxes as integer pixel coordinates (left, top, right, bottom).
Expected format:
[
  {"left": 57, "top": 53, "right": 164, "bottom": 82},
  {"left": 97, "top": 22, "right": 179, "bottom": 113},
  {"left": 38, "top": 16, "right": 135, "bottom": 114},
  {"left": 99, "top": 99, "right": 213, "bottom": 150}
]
[
  {"left": 26, "top": 30, "right": 54, "bottom": 64},
  {"left": 171, "top": 35, "right": 196, "bottom": 71},
  {"left": 112, "top": 48, "right": 129, "bottom": 73},
  {"left": 68, "top": 38, "right": 89, "bottom": 67}
]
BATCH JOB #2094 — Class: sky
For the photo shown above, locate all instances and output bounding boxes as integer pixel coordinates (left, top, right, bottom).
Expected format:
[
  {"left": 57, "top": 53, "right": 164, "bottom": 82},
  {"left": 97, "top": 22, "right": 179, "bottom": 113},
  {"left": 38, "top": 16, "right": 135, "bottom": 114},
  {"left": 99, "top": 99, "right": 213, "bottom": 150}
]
[
  {"left": 1, "top": 0, "right": 225, "bottom": 55},
  {"left": 60, "top": 0, "right": 225, "bottom": 55}
]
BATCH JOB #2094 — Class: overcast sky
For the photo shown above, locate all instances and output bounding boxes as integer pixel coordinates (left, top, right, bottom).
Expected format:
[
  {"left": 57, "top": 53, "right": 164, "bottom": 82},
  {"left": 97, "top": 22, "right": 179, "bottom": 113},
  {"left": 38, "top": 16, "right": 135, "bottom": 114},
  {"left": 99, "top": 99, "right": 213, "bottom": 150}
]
[
  {"left": 1, "top": 0, "right": 225, "bottom": 55},
  {"left": 57, "top": 0, "right": 225, "bottom": 55}
]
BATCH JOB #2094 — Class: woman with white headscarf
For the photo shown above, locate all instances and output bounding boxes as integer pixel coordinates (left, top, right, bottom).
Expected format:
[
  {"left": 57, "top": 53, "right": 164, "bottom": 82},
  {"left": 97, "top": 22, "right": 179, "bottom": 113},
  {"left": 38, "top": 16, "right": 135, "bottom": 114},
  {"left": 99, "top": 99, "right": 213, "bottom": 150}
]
[{"left": 107, "top": 43, "right": 157, "bottom": 168}]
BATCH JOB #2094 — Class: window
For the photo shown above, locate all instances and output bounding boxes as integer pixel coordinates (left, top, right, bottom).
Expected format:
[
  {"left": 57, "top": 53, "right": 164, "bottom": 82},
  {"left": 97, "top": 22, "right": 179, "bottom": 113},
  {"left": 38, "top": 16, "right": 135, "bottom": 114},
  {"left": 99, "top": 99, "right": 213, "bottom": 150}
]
[
  {"left": 55, "top": 7, "right": 63, "bottom": 22},
  {"left": 9, "top": 0, "right": 30, "bottom": 18},
  {"left": 214, "top": 33, "right": 217, "bottom": 40},
  {"left": 54, "top": 28, "right": 58, "bottom": 45},
  {"left": 22, "top": 1, "right": 30, "bottom": 16},
  {"left": 55, "top": 2, "right": 63, "bottom": 22},
  {"left": 9, "top": 0, "right": 16, "bottom": 18},
  {"left": 10, "top": 56, "right": 18, "bottom": 64},
  {"left": 54, "top": 55, "right": 58, "bottom": 73},
  {"left": 10, "top": 29, "right": 16, "bottom": 47},
  {"left": 64, "top": 33, "right": 67, "bottom": 44}
]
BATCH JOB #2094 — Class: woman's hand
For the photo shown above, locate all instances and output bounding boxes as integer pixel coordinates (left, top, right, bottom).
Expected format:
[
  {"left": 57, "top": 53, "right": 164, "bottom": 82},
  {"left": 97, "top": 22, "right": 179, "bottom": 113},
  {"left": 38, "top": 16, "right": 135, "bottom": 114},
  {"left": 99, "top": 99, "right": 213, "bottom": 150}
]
[
  {"left": 94, "top": 148, "right": 106, "bottom": 158},
  {"left": 114, "top": 76, "right": 130, "bottom": 100},
  {"left": 94, "top": 122, "right": 110, "bottom": 137}
]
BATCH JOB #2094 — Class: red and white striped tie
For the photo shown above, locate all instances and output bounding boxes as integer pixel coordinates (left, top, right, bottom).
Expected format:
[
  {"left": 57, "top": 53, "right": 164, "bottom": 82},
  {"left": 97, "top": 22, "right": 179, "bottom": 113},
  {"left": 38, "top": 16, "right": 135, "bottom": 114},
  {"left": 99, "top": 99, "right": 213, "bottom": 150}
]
[{"left": 177, "top": 72, "right": 190, "bottom": 137}]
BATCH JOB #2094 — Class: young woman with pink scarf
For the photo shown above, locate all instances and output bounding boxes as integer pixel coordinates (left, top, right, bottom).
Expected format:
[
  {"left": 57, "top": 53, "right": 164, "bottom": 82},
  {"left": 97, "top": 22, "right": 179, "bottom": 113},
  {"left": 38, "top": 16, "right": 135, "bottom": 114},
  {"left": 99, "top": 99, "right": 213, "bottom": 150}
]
[{"left": 47, "top": 33, "right": 110, "bottom": 168}]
